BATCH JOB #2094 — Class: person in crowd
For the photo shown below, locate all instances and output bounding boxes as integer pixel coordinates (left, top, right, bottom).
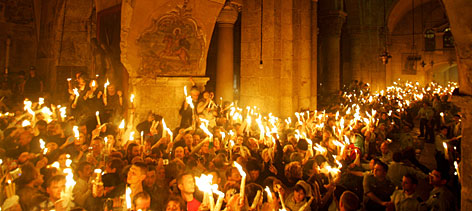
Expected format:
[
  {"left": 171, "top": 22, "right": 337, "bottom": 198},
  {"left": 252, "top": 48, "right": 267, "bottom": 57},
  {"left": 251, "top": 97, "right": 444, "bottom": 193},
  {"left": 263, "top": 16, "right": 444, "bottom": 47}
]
[
  {"left": 363, "top": 161, "right": 395, "bottom": 211},
  {"left": 423, "top": 169, "right": 457, "bottom": 211},
  {"left": 0, "top": 79, "right": 462, "bottom": 211},
  {"left": 389, "top": 174, "right": 423, "bottom": 211},
  {"left": 177, "top": 172, "right": 201, "bottom": 211}
]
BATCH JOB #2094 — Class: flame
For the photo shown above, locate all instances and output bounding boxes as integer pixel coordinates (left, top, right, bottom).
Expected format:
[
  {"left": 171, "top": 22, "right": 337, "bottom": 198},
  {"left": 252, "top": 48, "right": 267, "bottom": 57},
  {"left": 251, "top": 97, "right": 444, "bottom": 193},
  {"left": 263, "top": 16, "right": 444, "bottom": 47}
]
[
  {"left": 73, "top": 126, "right": 79, "bottom": 139},
  {"left": 233, "top": 161, "right": 246, "bottom": 177},
  {"left": 40, "top": 139, "right": 45, "bottom": 149},
  {"left": 104, "top": 79, "right": 110, "bottom": 89},
  {"left": 265, "top": 186, "right": 273, "bottom": 201},
  {"left": 38, "top": 97, "right": 44, "bottom": 105},
  {"left": 91, "top": 80, "right": 96, "bottom": 87},
  {"left": 22, "top": 120, "right": 31, "bottom": 127},
  {"left": 129, "top": 131, "right": 135, "bottom": 141},
  {"left": 130, "top": 94, "right": 135, "bottom": 103},
  {"left": 195, "top": 174, "right": 214, "bottom": 193},
  {"left": 126, "top": 186, "right": 132, "bottom": 209},
  {"left": 119, "top": 119, "right": 125, "bottom": 129},
  {"left": 199, "top": 121, "right": 213, "bottom": 138},
  {"left": 73, "top": 88, "right": 80, "bottom": 96}
]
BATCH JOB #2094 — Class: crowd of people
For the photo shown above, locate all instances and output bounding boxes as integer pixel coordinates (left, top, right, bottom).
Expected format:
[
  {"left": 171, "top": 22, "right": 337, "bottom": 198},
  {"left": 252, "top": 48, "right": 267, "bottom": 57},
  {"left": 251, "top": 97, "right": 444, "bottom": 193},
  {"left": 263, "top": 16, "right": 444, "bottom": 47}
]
[{"left": 0, "top": 71, "right": 463, "bottom": 211}]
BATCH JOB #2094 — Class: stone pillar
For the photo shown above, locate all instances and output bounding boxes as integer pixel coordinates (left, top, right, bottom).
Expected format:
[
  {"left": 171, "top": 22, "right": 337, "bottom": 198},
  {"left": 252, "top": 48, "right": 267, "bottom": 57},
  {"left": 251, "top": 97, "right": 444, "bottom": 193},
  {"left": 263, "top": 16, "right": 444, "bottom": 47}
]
[
  {"left": 310, "top": 0, "right": 318, "bottom": 108},
  {"left": 319, "top": 10, "right": 346, "bottom": 94},
  {"left": 298, "top": 0, "right": 312, "bottom": 110},
  {"left": 215, "top": 3, "right": 239, "bottom": 102},
  {"left": 441, "top": 1, "right": 472, "bottom": 210}
]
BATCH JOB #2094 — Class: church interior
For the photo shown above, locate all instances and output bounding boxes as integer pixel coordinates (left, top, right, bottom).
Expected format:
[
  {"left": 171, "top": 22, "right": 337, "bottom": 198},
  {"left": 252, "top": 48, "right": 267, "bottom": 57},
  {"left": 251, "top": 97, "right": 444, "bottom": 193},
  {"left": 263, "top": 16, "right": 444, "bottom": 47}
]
[{"left": 1, "top": 0, "right": 472, "bottom": 210}]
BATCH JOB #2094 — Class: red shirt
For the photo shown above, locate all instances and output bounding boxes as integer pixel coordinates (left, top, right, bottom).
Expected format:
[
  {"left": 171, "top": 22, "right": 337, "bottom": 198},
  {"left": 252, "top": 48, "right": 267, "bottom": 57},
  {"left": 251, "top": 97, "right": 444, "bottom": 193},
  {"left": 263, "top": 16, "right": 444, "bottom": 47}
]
[{"left": 187, "top": 198, "right": 201, "bottom": 211}]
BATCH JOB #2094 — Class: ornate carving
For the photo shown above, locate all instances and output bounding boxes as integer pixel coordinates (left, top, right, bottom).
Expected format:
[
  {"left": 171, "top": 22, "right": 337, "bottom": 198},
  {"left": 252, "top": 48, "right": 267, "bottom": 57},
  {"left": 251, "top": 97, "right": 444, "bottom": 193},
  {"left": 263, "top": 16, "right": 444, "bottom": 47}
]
[{"left": 137, "top": 2, "right": 205, "bottom": 77}]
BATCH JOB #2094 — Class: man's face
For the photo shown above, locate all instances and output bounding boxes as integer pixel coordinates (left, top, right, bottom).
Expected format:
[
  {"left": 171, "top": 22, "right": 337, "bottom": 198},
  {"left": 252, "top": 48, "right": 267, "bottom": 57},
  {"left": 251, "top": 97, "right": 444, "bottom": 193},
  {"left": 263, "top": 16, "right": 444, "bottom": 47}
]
[
  {"left": 373, "top": 164, "right": 386, "bottom": 179},
  {"left": 380, "top": 144, "right": 388, "bottom": 154},
  {"left": 174, "top": 147, "right": 185, "bottom": 159},
  {"left": 293, "top": 189, "right": 306, "bottom": 203},
  {"left": 184, "top": 134, "right": 193, "bottom": 146},
  {"left": 178, "top": 174, "right": 195, "bottom": 194},
  {"left": 402, "top": 176, "right": 416, "bottom": 193},
  {"left": 91, "top": 140, "right": 103, "bottom": 154},
  {"left": 127, "top": 165, "right": 146, "bottom": 185},
  {"left": 249, "top": 170, "right": 260, "bottom": 182},
  {"left": 132, "top": 146, "right": 141, "bottom": 157},
  {"left": 135, "top": 197, "right": 151, "bottom": 210},
  {"left": 429, "top": 170, "right": 442, "bottom": 186},
  {"left": 157, "top": 167, "right": 166, "bottom": 180},
  {"left": 80, "top": 164, "right": 93, "bottom": 179},
  {"left": 144, "top": 170, "right": 157, "bottom": 188},
  {"left": 47, "top": 179, "right": 66, "bottom": 201},
  {"left": 229, "top": 168, "right": 241, "bottom": 182},
  {"left": 74, "top": 133, "right": 85, "bottom": 145},
  {"left": 166, "top": 200, "right": 182, "bottom": 211}
]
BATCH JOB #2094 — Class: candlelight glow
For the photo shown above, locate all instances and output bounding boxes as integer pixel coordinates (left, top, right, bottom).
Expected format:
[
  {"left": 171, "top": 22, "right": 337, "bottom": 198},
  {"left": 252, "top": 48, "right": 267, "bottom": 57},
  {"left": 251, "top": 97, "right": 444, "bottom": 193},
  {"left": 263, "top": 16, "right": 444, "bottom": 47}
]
[
  {"left": 119, "top": 119, "right": 125, "bottom": 129},
  {"left": 233, "top": 161, "right": 246, "bottom": 177},
  {"left": 126, "top": 186, "right": 132, "bottom": 209},
  {"left": 73, "top": 126, "right": 79, "bottom": 139},
  {"left": 21, "top": 120, "right": 31, "bottom": 127}
]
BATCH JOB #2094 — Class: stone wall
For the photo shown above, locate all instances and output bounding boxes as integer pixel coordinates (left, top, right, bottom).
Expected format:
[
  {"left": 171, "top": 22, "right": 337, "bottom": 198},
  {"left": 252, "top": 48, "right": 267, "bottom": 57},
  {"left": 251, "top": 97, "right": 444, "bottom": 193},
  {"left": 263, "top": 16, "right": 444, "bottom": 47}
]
[
  {"left": 121, "top": 0, "right": 224, "bottom": 128},
  {"left": 240, "top": 0, "right": 316, "bottom": 117},
  {"left": 36, "top": 0, "right": 94, "bottom": 101},
  {"left": 388, "top": 0, "right": 456, "bottom": 86},
  {"left": 0, "top": 0, "right": 37, "bottom": 74}
]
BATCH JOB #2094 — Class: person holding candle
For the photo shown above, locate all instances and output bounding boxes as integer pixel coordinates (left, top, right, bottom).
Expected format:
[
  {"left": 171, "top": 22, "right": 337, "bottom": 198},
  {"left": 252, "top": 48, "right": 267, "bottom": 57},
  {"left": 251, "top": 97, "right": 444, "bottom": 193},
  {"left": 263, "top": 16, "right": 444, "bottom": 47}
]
[
  {"left": 284, "top": 180, "right": 313, "bottom": 211},
  {"left": 165, "top": 196, "right": 186, "bottom": 211},
  {"left": 177, "top": 172, "right": 200, "bottom": 211},
  {"left": 133, "top": 191, "right": 151, "bottom": 211},
  {"left": 179, "top": 86, "right": 199, "bottom": 129},
  {"left": 434, "top": 127, "right": 458, "bottom": 173},
  {"left": 36, "top": 174, "right": 76, "bottom": 210},
  {"left": 102, "top": 84, "right": 123, "bottom": 125},
  {"left": 423, "top": 169, "right": 457, "bottom": 211},
  {"left": 16, "top": 162, "right": 46, "bottom": 211},
  {"left": 73, "top": 161, "right": 93, "bottom": 207},
  {"left": 363, "top": 161, "right": 395, "bottom": 211}
]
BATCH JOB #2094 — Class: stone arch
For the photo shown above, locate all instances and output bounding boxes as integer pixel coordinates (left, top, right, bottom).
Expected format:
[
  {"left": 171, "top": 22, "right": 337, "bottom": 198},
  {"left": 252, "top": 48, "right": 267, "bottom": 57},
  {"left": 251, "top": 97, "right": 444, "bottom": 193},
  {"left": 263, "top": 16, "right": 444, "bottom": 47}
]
[{"left": 387, "top": 0, "right": 435, "bottom": 33}]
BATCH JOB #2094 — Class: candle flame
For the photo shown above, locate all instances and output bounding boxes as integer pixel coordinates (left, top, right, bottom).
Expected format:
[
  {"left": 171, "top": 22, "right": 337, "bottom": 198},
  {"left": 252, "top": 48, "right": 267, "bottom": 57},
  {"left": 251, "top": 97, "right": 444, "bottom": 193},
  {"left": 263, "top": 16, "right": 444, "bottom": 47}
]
[
  {"left": 130, "top": 94, "right": 135, "bottom": 103},
  {"left": 119, "top": 119, "right": 125, "bottom": 129},
  {"left": 22, "top": 120, "right": 31, "bottom": 127},
  {"left": 126, "top": 186, "right": 132, "bottom": 209},
  {"left": 233, "top": 161, "right": 246, "bottom": 177},
  {"left": 73, "top": 126, "right": 79, "bottom": 139}
]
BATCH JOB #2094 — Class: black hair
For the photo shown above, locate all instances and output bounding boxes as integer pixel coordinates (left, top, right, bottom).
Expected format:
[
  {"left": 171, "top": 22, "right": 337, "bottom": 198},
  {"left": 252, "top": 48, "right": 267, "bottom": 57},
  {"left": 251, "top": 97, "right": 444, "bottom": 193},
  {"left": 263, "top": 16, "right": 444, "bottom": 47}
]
[{"left": 404, "top": 173, "right": 418, "bottom": 185}]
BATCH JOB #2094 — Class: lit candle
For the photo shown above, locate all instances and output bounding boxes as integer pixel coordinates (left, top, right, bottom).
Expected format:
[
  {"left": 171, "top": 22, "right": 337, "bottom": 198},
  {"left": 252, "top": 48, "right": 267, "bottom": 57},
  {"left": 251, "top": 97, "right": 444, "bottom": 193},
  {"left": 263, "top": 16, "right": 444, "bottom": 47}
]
[
  {"left": 213, "top": 188, "right": 225, "bottom": 211},
  {"left": 250, "top": 190, "right": 262, "bottom": 209},
  {"left": 104, "top": 79, "right": 110, "bottom": 96},
  {"left": 95, "top": 111, "right": 101, "bottom": 126},
  {"left": 126, "top": 186, "right": 132, "bottom": 210},
  {"left": 265, "top": 186, "right": 273, "bottom": 203},
  {"left": 443, "top": 142, "right": 449, "bottom": 160},
  {"left": 233, "top": 161, "right": 246, "bottom": 204},
  {"left": 130, "top": 94, "right": 135, "bottom": 108}
]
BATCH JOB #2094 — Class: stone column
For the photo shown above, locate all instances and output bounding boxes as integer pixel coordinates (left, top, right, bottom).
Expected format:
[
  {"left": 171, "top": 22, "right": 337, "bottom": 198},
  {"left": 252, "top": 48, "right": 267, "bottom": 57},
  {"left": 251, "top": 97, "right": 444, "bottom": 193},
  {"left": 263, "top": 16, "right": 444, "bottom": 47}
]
[
  {"left": 215, "top": 3, "right": 239, "bottom": 102},
  {"left": 310, "top": 0, "right": 318, "bottom": 108},
  {"left": 441, "top": 1, "right": 472, "bottom": 210},
  {"left": 319, "top": 10, "right": 346, "bottom": 94}
]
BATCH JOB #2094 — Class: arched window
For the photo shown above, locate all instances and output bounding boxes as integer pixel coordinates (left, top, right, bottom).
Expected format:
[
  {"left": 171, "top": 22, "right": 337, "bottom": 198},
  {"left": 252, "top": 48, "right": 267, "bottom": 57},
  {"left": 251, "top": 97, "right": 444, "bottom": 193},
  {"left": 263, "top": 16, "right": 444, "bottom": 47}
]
[
  {"left": 424, "top": 29, "right": 435, "bottom": 51},
  {"left": 443, "top": 28, "right": 454, "bottom": 48}
]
